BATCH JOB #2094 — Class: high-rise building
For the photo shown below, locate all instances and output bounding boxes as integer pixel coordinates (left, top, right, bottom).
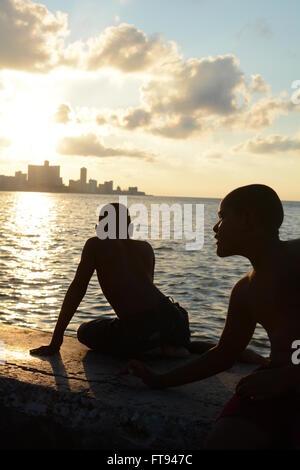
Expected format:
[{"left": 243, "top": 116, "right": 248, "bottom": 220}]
[
  {"left": 88, "top": 179, "right": 97, "bottom": 193},
  {"left": 27, "top": 161, "right": 62, "bottom": 189},
  {"left": 128, "top": 186, "right": 138, "bottom": 195},
  {"left": 98, "top": 180, "right": 113, "bottom": 194},
  {"left": 104, "top": 180, "right": 113, "bottom": 193},
  {"left": 80, "top": 167, "right": 87, "bottom": 185}
]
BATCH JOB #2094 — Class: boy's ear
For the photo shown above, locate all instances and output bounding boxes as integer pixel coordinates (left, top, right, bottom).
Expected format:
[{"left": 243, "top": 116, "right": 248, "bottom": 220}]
[
  {"left": 241, "top": 210, "right": 256, "bottom": 232},
  {"left": 237, "top": 211, "right": 251, "bottom": 231}
]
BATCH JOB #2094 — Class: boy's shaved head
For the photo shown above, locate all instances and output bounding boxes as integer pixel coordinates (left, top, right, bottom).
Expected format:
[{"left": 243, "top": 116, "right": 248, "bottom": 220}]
[
  {"left": 98, "top": 203, "right": 131, "bottom": 226},
  {"left": 98, "top": 202, "right": 131, "bottom": 239},
  {"left": 223, "top": 184, "right": 284, "bottom": 235}
]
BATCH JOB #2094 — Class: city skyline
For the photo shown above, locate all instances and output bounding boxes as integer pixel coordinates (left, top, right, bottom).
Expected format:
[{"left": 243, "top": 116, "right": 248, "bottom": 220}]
[
  {"left": 0, "top": 1, "right": 300, "bottom": 200},
  {"left": 0, "top": 160, "right": 145, "bottom": 195}
]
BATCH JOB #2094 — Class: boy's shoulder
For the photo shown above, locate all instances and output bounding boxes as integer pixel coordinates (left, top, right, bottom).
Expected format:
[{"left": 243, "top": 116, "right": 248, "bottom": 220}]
[
  {"left": 284, "top": 238, "right": 300, "bottom": 251},
  {"left": 84, "top": 237, "right": 154, "bottom": 252},
  {"left": 283, "top": 239, "right": 300, "bottom": 264},
  {"left": 131, "top": 239, "right": 155, "bottom": 255},
  {"left": 85, "top": 236, "right": 99, "bottom": 247},
  {"left": 230, "top": 274, "right": 252, "bottom": 302}
]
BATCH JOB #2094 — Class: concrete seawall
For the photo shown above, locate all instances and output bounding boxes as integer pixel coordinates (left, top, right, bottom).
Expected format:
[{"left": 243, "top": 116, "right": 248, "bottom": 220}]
[{"left": 0, "top": 324, "right": 255, "bottom": 449}]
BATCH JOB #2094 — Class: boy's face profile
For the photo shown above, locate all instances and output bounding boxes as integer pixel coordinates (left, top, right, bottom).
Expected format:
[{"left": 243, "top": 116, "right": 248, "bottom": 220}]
[
  {"left": 214, "top": 185, "right": 284, "bottom": 258},
  {"left": 213, "top": 199, "right": 247, "bottom": 258}
]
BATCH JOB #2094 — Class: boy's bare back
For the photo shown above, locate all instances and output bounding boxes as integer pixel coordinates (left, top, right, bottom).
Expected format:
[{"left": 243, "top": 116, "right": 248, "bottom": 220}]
[{"left": 83, "top": 236, "right": 164, "bottom": 318}]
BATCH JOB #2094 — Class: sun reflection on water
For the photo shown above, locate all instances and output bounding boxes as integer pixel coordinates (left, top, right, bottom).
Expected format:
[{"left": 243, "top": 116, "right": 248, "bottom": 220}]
[{"left": 2, "top": 192, "right": 59, "bottom": 327}]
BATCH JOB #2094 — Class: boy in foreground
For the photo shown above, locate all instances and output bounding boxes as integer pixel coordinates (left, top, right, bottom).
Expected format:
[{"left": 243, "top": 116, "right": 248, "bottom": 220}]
[{"left": 124, "top": 185, "right": 300, "bottom": 449}]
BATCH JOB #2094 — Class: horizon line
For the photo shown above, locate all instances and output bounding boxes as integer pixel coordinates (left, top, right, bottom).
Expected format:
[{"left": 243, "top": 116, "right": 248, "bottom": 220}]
[{"left": 0, "top": 189, "right": 299, "bottom": 204}]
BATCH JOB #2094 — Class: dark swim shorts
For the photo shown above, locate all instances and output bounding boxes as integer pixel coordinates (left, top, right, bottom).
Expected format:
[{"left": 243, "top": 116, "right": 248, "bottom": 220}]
[
  {"left": 77, "top": 296, "right": 190, "bottom": 357},
  {"left": 217, "top": 365, "right": 300, "bottom": 448}
]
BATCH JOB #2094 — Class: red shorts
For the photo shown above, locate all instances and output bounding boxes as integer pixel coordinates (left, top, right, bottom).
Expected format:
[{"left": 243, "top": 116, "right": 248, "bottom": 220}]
[{"left": 217, "top": 367, "right": 300, "bottom": 448}]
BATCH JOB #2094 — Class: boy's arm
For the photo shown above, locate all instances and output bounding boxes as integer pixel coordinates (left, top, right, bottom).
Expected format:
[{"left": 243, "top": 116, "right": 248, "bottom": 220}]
[
  {"left": 30, "top": 238, "right": 96, "bottom": 356},
  {"left": 124, "top": 277, "right": 257, "bottom": 388}
]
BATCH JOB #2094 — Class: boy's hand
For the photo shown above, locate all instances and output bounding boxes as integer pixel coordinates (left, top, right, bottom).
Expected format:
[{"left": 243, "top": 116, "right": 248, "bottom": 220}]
[
  {"left": 120, "top": 360, "right": 165, "bottom": 389},
  {"left": 30, "top": 343, "right": 61, "bottom": 357}
]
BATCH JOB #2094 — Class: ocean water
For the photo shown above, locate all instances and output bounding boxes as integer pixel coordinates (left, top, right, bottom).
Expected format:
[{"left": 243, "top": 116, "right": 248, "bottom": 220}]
[{"left": 1, "top": 191, "right": 300, "bottom": 357}]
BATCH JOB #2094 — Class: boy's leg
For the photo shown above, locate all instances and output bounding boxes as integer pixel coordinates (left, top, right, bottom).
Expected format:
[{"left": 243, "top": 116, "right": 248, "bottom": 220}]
[
  {"left": 77, "top": 317, "right": 124, "bottom": 354},
  {"left": 186, "top": 339, "right": 215, "bottom": 354},
  {"left": 187, "top": 339, "right": 268, "bottom": 365},
  {"left": 159, "top": 299, "right": 191, "bottom": 357}
]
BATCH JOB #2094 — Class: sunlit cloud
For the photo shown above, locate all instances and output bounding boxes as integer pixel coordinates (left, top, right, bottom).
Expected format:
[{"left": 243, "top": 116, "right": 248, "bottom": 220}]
[
  {"left": 250, "top": 74, "right": 270, "bottom": 95},
  {"left": 83, "top": 23, "right": 180, "bottom": 74},
  {"left": 234, "top": 134, "right": 300, "bottom": 155},
  {"left": 96, "top": 115, "right": 108, "bottom": 126},
  {"left": 221, "top": 97, "right": 294, "bottom": 130},
  {"left": 114, "top": 54, "right": 295, "bottom": 138},
  {"left": 56, "top": 133, "right": 156, "bottom": 161},
  {"left": 0, "top": 0, "right": 69, "bottom": 72},
  {"left": 53, "top": 103, "right": 72, "bottom": 123}
]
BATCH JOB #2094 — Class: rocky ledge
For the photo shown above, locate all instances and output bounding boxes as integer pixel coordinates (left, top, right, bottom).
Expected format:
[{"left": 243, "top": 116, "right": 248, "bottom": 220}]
[{"left": 0, "top": 324, "right": 255, "bottom": 449}]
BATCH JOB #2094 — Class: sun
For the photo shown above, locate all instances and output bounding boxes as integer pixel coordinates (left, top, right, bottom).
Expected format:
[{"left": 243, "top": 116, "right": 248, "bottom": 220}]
[
  {"left": 0, "top": 72, "right": 64, "bottom": 165},
  {"left": 5, "top": 95, "right": 58, "bottom": 163}
]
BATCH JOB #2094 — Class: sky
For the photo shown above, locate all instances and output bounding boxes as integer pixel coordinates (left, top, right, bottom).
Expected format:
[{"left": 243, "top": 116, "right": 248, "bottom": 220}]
[{"left": 0, "top": 0, "right": 300, "bottom": 199}]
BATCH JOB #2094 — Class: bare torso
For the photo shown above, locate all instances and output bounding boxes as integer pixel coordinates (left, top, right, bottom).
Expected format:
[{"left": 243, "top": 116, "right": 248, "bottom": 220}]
[
  {"left": 88, "top": 236, "right": 164, "bottom": 317},
  {"left": 245, "top": 239, "right": 300, "bottom": 366}
]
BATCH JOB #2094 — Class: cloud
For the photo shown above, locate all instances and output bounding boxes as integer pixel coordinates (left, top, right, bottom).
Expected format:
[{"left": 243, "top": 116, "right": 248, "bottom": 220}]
[
  {"left": 151, "top": 115, "right": 201, "bottom": 139},
  {"left": 234, "top": 134, "right": 300, "bottom": 154},
  {"left": 142, "top": 55, "right": 246, "bottom": 116},
  {"left": 0, "top": 0, "right": 180, "bottom": 75},
  {"left": 222, "top": 97, "right": 293, "bottom": 130},
  {"left": 54, "top": 103, "right": 71, "bottom": 123},
  {"left": 250, "top": 74, "right": 270, "bottom": 94},
  {"left": 203, "top": 151, "right": 222, "bottom": 160},
  {"left": 0, "top": 1, "right": 180, "bottom": 75},
  {"left": 56, "top": 133, "right": 155, "bottom": 160},
  {"left": 122, "top": 108, "right": 152, "bottom": 129},
  {"left": 96, "top": 115, "right": 107, "bottom": 126},
  {"left": 115, "top": 54, "right": 296, "bottom": 138},
  {"left": 84, "top": 23, "right": 180, "bottom": 73},
  {"left": 0, "top": 0, "right": 69, "bottom": 72},
  {"left": 116, "top": 54, "right": 248, "bottom": 138},
  {"left": 245, "top": 99, "right": 292, "bottom": 129},
  {"left": 1, "top": 2, "right": 293, "bottom": 142}
]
